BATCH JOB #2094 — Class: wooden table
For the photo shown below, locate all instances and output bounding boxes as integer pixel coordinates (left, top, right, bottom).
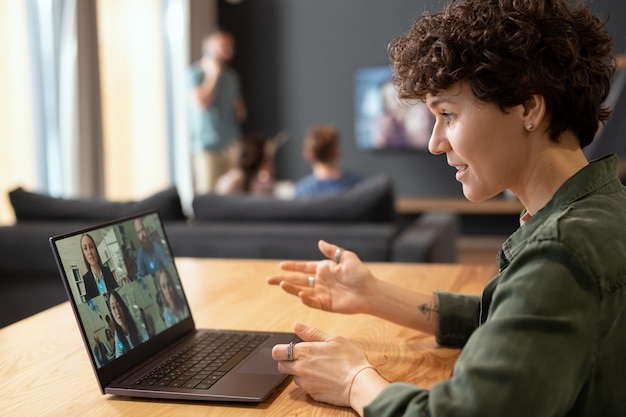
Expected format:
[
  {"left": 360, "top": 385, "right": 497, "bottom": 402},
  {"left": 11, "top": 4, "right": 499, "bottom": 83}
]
[
  {"left": 395, "top": 196, "right": 524, "bottom": 215},
  {"left": 0, "top": 258, "right": 495, "bottom": 417}
]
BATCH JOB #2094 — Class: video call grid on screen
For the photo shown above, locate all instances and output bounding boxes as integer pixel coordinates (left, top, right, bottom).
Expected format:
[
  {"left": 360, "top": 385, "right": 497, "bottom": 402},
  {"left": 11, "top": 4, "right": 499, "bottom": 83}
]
[{"left": 53, "top": 212, "right": 190, "bottom": 369}]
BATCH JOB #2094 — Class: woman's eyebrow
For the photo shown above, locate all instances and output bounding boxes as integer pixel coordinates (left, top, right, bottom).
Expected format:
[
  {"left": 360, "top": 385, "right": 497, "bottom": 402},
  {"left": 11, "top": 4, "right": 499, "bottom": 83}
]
[{"left": 427, "top": 97, "right": 454, "bottom": 108}]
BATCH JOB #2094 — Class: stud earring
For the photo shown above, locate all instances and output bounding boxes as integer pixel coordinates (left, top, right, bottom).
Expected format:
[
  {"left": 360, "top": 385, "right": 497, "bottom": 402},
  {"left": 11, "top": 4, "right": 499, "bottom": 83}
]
[{"left": 526, "top": 123, "right": 534, "bottom": 131}]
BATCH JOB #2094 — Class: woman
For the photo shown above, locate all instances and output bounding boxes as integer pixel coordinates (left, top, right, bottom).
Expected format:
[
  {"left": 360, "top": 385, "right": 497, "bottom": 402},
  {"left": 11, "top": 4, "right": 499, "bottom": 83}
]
[
  {"left": 158, "top": 268, "right": 189, "bottom": 326},
  {"left": 80, "top": 233, "right": 118, "bottom": 301},
  {"left": 267, "top": 1, "right": 626, "bottom": 416},
  {"left": 107, "top": 289, "right": 148, "bottom": 358}
]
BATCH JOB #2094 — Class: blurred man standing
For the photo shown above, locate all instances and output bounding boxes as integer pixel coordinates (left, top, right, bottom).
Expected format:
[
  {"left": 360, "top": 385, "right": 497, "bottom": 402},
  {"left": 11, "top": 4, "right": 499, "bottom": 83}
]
[{"left": 188, "top": 30, "right": 247, "bottom": 194}]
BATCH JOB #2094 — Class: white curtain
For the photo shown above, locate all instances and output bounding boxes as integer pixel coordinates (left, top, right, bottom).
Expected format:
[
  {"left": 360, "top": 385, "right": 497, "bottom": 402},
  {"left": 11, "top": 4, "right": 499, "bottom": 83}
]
[
  {"left": 165, "top": 0, "right": 194, "bottom": 215},
  {"left": 27, "top": 0, "right": 210, "bottom": 207},
  {"left": 27, "top": 0, "right": 103, "bottom": 198}
]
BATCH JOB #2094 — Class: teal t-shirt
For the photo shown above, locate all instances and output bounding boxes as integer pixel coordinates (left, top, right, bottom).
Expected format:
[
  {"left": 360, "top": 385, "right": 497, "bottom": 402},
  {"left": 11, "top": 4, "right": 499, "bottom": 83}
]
[{"left": 188, "top": 63, "right": 242, "bottom": 153}]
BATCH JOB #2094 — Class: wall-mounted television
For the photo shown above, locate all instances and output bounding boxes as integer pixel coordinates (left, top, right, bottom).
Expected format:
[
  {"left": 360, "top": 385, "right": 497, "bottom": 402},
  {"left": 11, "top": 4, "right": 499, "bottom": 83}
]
[{"left": 354, "top": 65, "right": 434, "bottom": 151}]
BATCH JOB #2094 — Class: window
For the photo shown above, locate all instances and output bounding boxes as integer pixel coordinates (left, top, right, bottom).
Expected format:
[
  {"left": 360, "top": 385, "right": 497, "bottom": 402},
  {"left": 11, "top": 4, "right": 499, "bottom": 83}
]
[{"left": 0, "top": 1, "right": 36, "bottom": 224}]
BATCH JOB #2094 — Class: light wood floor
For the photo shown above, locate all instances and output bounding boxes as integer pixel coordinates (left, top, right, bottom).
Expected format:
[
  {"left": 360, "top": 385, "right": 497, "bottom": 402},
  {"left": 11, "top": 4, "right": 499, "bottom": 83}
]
[{"left": 457, "top": 235, "right": 507, "bottom": 265}]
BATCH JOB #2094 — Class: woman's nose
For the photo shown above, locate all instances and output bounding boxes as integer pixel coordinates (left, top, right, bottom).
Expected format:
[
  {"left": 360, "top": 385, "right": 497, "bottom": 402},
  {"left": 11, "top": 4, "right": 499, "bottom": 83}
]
[{"left": 428, "top": 121, "right": 448, "bottom": 155}]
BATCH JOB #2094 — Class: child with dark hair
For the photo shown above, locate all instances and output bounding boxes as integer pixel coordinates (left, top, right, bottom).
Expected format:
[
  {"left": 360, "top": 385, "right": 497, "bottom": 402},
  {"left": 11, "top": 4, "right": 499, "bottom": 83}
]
[{"left": 215, "top": 133, "right": 275, "bottom": 195}]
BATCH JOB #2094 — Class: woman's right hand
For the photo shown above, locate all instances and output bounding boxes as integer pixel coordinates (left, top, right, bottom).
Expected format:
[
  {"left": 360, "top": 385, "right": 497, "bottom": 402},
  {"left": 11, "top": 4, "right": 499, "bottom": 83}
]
[{"left": 266, "top": 240, "right": 377, "bottom": 315}]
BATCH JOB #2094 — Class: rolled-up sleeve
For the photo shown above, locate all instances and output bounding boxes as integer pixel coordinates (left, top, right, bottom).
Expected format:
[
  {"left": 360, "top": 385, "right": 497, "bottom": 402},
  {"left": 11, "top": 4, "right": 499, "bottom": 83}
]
[
  {"left": 435, "top": 291, "right": 481, "bottom": 347},
  {"left": 365, "top": 383, "right": 432, "bottom": 417}
]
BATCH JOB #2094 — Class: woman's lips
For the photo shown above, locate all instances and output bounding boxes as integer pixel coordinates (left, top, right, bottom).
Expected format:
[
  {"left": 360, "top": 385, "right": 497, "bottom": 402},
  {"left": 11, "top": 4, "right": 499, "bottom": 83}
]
[{"left": 453, "top": 164, "right": 468, "bottom": 181}]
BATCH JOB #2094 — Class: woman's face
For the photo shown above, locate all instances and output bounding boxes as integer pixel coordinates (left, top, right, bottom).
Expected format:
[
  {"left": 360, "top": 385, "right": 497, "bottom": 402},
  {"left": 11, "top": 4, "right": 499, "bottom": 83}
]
[
  {"left": 81, "top": 236, "right": 99, "bottom": 267},
  {"left": 159, "top": 271, "right": 175, "bottom": 308},
  {"left": 109, "top": 295, "right": 126, "bottom": 328},
  {"left": 426, "top": 81, "right": 530, "bottom": 202}
]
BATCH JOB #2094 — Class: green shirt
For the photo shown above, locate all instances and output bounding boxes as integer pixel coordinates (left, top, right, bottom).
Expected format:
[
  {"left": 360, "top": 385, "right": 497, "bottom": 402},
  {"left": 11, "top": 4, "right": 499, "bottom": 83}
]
[{"left": 366, "top": 155, "right": 626, "bottom": 417}]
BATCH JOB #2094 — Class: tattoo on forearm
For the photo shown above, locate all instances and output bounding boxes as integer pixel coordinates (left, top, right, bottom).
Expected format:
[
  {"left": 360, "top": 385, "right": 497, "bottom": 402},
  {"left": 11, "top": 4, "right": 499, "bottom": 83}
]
[{"left": 418, "top": 302, "right": 438, "bottom": 320}]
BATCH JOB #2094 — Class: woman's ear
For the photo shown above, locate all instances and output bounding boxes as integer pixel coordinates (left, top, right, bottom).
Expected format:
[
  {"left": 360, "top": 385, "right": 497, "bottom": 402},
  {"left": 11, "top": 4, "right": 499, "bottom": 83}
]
[{"left": 521, "top": 94, "right": 547, "bottom": 131}]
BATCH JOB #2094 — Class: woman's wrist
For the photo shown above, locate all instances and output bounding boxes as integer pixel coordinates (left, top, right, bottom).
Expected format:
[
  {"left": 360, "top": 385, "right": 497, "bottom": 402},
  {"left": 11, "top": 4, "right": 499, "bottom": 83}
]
[
  {"left": 362, "top": 277, "right": 386, "bottom": 316},
  {"left": 348, "top": 366, "right": 389, "bottom": 416}
]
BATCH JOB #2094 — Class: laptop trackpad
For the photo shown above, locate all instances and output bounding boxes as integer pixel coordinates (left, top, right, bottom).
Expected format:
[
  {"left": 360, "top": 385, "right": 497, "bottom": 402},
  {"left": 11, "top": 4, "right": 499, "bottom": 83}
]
[
  {"left": 234, "top": 347, "right": 281, "bottom": 375},
  {"left": 210, "top": 348, "right": 285, "bottom": 401}
]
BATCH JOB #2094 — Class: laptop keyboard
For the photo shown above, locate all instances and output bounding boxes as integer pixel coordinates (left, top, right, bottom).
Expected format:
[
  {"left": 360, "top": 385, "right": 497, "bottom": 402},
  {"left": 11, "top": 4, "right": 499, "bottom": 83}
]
[{"left": 135, "top": 332, "right": 270, "bottom": 390}]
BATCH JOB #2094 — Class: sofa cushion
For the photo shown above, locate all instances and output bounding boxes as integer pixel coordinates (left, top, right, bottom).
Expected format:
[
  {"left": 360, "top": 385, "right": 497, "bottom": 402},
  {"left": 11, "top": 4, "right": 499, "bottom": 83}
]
[
  {"left": 192, "top": 174, "right": 395, "bottom": 223},
  {"left": 9, "top": 186, "right": 186, "bottom": 222}
]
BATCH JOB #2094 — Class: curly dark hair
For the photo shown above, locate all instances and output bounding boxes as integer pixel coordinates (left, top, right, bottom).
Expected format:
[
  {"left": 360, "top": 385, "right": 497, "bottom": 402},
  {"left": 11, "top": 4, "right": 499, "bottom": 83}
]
[{"left": 388, "top": 0, "right": 615, "bottom": 147}]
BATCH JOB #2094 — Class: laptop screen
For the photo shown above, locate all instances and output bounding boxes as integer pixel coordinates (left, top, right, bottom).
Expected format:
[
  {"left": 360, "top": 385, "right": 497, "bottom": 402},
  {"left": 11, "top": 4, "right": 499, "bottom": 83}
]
[{"left": 51, "top": 211, "right": 191, "bottom": 370}]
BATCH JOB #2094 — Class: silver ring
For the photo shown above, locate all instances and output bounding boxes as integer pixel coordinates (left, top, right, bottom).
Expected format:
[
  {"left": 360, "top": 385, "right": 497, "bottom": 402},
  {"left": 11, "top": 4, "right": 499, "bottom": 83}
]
[
  {"left": 333, "top": 247, "right": 344, "bottom": 263},
  {"left": 308, "top": 276, "right": 315, "bottom": 287},
  {"left": 287, "top": 341, "right": 295, "bottom": 362}
]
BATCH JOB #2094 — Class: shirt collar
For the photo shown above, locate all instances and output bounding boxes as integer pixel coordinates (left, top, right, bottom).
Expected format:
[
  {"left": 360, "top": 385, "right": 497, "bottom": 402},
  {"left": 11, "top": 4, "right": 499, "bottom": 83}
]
[{"left": 497, "top": 154, "right": 620, "bottom": 270}]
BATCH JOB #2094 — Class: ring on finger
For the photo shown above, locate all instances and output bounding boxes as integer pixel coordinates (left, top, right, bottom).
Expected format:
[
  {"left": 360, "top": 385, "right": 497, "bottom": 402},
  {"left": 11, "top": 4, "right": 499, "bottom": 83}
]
[
  {"left": 333, "top": 247, "right": 344, "bottom": 263},
  {"left": 287, "top": 341, "right": 295, "bottom": 362},
  {"left": 308, "top": 276, "right": 315, "bottom": 287}
]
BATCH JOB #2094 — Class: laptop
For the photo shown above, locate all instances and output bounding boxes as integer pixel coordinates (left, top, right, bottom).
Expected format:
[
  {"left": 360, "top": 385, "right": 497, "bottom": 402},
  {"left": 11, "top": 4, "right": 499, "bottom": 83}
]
[{"left": 49, "top": 210, "right": 298, "bottom": 402}]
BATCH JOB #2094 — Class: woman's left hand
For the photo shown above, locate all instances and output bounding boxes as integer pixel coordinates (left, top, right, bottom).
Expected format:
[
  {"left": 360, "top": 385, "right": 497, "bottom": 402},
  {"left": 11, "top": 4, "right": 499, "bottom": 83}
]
[{"left": 272, "top": 323, "right": 374, "bottom": 407}]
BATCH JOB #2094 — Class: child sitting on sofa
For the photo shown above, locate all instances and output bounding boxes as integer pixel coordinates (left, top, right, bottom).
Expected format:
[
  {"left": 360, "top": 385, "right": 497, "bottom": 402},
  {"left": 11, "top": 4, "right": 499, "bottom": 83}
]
[{"left": 294, "top": 125, "right": 362, "bottom": 198}]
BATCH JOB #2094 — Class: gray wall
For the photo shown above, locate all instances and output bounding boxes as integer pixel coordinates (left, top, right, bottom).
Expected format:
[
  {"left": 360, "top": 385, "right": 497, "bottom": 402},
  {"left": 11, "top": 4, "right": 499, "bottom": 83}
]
[{"left": 219, "top": 0, "right": 626, "bottom": 197}]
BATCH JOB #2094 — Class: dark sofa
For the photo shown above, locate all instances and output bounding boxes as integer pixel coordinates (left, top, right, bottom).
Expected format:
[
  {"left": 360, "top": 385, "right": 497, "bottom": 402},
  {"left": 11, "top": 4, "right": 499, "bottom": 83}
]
[{"left": 0, "top": 175, "right": 458, "bottom": 327}]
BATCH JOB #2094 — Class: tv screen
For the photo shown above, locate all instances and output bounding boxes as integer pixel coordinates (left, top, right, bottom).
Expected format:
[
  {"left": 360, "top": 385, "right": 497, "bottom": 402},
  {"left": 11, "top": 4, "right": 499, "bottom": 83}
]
[{"left": 354, "top": 65, "right": 435, "bottom": 151}]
